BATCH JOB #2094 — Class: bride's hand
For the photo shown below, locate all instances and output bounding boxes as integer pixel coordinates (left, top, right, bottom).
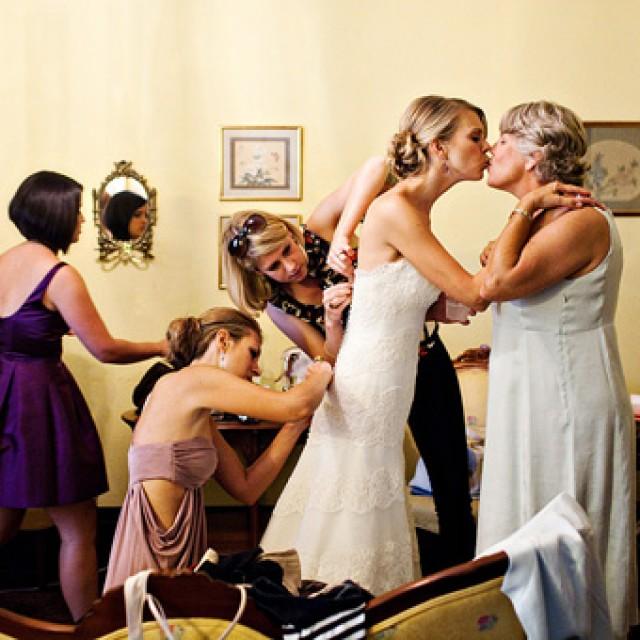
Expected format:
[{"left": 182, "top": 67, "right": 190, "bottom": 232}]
[
  {"left": 518, "top": 182, "right": 599, "bottom": 216},
  {"left": 426, "top": 294, "right": 476, "bottom": 325},
  {"left": 327, "top": 234, "right": 356, "bottom": 278}
]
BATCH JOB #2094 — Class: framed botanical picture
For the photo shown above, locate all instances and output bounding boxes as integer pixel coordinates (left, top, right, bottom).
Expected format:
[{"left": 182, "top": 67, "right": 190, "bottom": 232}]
[
  {"left": 220, "top": 126, "right": 303, "bottom": 201},
  {"left": 218, "top": 213, "right": 303, "bottom": 289},
  {"left": 583, "top": 122, "right": 640, "bottom": 215}
]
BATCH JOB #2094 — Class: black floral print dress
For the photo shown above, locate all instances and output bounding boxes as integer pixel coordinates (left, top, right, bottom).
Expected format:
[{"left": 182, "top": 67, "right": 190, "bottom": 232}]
[{"left": 268, "top": 228, "right": 350, "bottom": 334}]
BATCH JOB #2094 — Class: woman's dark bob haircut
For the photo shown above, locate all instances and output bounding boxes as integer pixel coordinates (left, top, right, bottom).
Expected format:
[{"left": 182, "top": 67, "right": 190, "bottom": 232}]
[
  {"left": 9, "top": 171, "right": 82, "bottom": 254},
  {"left": 102, "top": 190, "right": 147, "bottom": 241}
]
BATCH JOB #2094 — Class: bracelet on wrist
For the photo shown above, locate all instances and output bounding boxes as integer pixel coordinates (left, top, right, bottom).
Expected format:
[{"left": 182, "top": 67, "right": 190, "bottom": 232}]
[{"left": 511, "top": 207, "right": 532, "bottom": 221}]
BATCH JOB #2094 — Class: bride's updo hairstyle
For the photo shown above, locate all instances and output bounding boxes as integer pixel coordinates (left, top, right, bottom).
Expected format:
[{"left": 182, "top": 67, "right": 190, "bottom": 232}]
[
  {"left": 499, "top": 101, "right": 588, "bottom": 186},
  {"left": 222, "top": 210, "right": 306, "bottom": 315},
  {"left": 167, "top": 307, "right": 262, "bottom": 370},
  {"left": 388, "top": 95, "right": 487, "bottom": 180}
]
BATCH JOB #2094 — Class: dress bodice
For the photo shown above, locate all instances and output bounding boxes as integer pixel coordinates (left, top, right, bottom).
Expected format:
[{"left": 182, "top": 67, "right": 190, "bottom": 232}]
[
  {"left": 0, "top": 262, "right": 68, "bottom": 360},
  {"left": 128, "top": 437, "right": 218, "bottom": 489},
  {"left": 493, "top": 208, "right": 622, "bottom": 334},
  {"left": 348, "top": 258, "right": 439, "bottom": 339},
  {"left": 314, "top": 257, "right": 440, "bottom": 449}
]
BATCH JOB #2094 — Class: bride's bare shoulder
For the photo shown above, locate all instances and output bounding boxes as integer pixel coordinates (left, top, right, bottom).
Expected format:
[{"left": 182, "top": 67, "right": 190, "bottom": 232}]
[{"left": 368, "top": 187, "right": 417, "bottom": 221}]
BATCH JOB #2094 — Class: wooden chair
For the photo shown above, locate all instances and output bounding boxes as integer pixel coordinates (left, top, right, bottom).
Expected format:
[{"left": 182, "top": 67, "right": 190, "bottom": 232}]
[
  {"left": 0, "top": 554, "right": 524, "bottom": 639},
  {"left": 0, "top": 571, "right": 280, "bottom": 639},
  {"left": 365, "top": 551, "right": 524, "bottom": 639}
]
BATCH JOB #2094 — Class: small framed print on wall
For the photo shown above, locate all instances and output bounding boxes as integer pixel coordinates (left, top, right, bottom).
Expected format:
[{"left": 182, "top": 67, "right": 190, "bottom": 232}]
[
  {"left": 218, "top": 213, "right": 303, "bottom": 289},
  {"left": 584, "top": 121, "right": 640, "bottom": 216},
  {"left": 220, "top": 126, "right": 302, "bottom": 201}
]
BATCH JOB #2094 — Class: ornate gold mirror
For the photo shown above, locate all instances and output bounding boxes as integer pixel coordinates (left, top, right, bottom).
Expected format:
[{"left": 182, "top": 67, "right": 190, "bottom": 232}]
[{"left": 92, "top": 161, "right": 157, "bottom": 268}]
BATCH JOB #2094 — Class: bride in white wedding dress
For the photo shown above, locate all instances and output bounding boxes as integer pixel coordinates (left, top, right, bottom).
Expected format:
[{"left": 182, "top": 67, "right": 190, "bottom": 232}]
[{"left": 261, "top": 96, "right": 491, "bottom": 594}]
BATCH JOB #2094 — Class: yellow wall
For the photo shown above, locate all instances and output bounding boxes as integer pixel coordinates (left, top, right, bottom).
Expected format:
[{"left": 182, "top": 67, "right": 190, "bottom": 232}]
[{"left": 1, "top": 0, "right": 638, "bottom": 504}]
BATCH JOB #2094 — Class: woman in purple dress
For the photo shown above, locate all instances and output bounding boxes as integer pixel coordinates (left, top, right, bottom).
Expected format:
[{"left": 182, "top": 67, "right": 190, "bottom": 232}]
[{"left": 0, "top": 171, "right": 166, "bottom": 620}]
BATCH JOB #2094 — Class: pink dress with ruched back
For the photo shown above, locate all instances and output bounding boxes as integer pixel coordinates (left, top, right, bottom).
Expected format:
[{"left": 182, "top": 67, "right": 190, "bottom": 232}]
[{"left": 103, "top": 436, "right": 217, "bottom": 592}]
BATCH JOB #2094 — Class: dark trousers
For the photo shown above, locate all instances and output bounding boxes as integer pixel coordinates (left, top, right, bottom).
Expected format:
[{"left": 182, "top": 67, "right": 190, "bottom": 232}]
[{"left": 408, "top": 326, "right": 476, "bottom": 573}]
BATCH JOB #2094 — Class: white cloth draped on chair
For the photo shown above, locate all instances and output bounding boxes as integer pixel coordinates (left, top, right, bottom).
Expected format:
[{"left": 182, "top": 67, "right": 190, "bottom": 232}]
[{"left": 478, "top": 492, "right": 613, "bottom": 640}]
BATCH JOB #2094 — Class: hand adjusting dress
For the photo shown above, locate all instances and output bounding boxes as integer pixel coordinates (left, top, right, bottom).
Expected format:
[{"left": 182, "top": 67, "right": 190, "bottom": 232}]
[
  {"left": 104, "top": 436, "right": 218, "bottom": 592},
  {"left": 261, "top": 258, "right": 441, "bottom": 594},
  {"left": 0, "top": 262, "right": 108, "bottom": 508}
]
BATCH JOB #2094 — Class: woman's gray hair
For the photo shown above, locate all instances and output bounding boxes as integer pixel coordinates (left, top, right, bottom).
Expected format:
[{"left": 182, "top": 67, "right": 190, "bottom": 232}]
[{"left": 500, "top": 101, "right": 588, "bottom": 185}]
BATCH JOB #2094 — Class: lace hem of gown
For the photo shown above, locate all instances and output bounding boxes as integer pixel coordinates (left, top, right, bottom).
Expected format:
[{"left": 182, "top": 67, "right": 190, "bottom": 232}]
[{"left": 304, "top": 538, "right": 418, "bottom": 595}]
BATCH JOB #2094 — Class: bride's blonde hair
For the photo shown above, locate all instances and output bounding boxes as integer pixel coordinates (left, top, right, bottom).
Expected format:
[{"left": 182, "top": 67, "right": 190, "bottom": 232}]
[{"left": 387, "top": 95, "right": 487, "bottom": 180}]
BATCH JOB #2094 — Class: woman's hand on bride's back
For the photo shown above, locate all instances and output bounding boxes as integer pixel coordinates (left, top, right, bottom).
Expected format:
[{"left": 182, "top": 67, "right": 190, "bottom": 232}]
[
  {"left": 288, "top": 360, "right": 333, "bottom": 417},
  {"left": 305, "top": 359, "right": 333, "bottom": 384},
  {"left": 323, "top": 282, "right": 352, "bottom": 324}
]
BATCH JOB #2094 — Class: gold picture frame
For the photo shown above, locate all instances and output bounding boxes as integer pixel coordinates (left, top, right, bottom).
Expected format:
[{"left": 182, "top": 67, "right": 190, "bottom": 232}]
[
  {"left": 218, "top": 213, "right": 303, "bottom": 289},
  {"left": 220, "top": 126, "right": 302, "bottom": 201},
  {"left": 584, "top": 121, "right": 640, "bottom": 216}
]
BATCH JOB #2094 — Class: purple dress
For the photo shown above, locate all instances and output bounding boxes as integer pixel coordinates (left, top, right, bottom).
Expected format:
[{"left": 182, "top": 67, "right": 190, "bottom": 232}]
[{"left": 0, "top": 262, "right": 108, "bottom": 508}]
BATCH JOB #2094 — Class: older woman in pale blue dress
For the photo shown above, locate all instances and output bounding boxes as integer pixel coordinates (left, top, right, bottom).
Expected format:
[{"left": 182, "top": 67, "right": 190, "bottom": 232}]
[{"left": 477, "top": 101, "right": 636, "bottom": 639}]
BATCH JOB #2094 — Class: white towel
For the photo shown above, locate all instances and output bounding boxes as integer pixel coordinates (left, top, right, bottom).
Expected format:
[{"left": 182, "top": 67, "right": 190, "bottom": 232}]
[{"left": 478, "top": 492, "right": 613, "bottom": 640}]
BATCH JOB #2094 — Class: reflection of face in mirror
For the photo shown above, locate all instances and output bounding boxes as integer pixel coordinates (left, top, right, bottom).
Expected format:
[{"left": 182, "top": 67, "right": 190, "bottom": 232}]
[
  {"left": 102, "top": 191, "right": 148, "bottom": 241},
  {"left": 128, "top": 204, "right": 149, "bottom": 239},
  {"left": 93, "top": 161, "right": 156, "bottom": 267}
]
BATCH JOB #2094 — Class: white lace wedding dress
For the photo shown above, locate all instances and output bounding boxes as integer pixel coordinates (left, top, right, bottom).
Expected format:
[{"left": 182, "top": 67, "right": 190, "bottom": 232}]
[{"left": 261, "top": 258, "right": 440, "bottom": 594}]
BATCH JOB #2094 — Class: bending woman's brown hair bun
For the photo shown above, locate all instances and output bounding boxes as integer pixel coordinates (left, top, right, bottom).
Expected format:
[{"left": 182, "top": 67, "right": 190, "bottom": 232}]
[{"left": 166, "top": 307, "right": 262, "bottom": 370}]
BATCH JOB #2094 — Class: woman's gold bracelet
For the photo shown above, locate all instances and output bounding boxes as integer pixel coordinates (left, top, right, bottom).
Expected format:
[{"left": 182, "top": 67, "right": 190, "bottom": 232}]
[{"left": 511, "top": 207, "right": 532, "bottom": 221}]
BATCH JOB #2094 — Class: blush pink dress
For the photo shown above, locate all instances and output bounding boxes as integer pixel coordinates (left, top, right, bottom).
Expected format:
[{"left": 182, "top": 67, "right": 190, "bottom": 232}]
[{"left": 103, "top": 436, "right": 217, "bottom": 592}]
